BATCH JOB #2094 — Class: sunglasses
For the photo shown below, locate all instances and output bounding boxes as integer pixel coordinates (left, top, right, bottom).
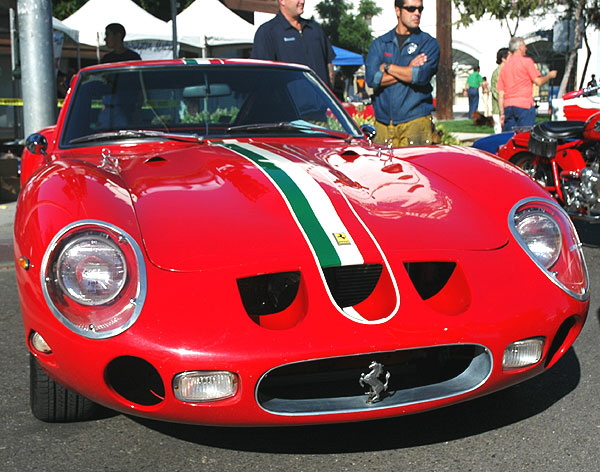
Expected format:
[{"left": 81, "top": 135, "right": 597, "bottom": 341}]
[{"left": 402, "top": 6, "right": 424, "bottom": 13}]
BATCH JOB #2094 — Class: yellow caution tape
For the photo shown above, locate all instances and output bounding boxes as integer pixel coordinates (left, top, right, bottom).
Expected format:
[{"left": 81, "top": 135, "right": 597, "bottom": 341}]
[
  {"left": 0, "top": 98, "right": 65, "bottom": 107},
  {"left": 0, "top": 98, "right": 24, "bottom": 106}
]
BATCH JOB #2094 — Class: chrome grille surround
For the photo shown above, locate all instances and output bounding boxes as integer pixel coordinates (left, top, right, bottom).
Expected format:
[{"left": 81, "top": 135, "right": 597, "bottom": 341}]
[{"left": 256, "top": 344, "right": 492, "bottom": 416}]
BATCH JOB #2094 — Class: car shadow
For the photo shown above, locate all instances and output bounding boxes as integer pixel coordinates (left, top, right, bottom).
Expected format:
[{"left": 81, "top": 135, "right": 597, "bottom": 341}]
[{"left": 131, "top": 348, "right": 581, "bottom": 453}]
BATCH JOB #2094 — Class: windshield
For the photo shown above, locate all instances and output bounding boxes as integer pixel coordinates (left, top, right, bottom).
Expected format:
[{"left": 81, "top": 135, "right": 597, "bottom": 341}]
[{"left": 60, "top": 65, "right": 362, "bottom": 146}]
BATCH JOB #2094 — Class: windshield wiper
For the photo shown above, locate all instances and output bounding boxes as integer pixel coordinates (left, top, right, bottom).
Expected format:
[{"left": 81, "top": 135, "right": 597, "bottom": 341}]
[
  {"left": 227, "top": 121, "right": 354, "bottom": 142},
  {"left": 69, "top": 129, "right": 205, "bottom": 145}
]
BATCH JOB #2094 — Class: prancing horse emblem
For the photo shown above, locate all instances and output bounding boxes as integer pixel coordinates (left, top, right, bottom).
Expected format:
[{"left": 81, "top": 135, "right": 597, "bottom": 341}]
[{"left": 359, "top": 361, "right": 390, "bottom": 404}]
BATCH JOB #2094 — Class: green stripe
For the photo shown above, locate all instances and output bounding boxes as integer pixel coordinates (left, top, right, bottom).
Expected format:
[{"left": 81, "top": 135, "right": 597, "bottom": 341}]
[{"left": 224, "top": 143, "right": 341, "bottom": 267}]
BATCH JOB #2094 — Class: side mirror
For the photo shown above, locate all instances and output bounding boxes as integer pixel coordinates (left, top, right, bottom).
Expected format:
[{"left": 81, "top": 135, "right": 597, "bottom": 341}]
[
  {"left": 361, "top": 124, "right": 376, "bottom": 141},
  {"left": 25, "top": 133, "right": 48, "bottom": 156}
]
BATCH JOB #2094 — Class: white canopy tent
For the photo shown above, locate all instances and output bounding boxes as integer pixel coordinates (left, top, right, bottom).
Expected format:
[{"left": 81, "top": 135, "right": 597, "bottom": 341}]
[
  {"left": 52, "top": 17, "right": 80, "bottom": 70},
  {"left": 171, "top": 0, "right": 257, "bottom": 55},
  {"left": 52, "top": 17, "right": 79, "bottom": 43},
  {"left": 62, "top": 0, "right": 175, "bottom": 59}
]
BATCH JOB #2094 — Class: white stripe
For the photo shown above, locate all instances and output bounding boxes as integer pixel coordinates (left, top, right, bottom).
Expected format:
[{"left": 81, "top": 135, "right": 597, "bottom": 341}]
[{"left": 235, "top": 142, "right": 364, "bottom": 266}]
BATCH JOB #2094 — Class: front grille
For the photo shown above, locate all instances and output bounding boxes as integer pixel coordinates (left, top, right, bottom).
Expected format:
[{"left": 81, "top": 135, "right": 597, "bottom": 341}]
[
  {"left": 323, "top": 264, "right": 382, "bottom": 308},
  {"left": 257, "top": 345, "right": 491, "bottom": 415}
]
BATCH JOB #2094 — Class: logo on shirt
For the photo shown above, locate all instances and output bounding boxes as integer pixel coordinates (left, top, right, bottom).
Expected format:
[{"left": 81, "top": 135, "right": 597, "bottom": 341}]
[
  {"left": 406, "top": 43, "right": 418, "bottom": 55},
  {"left": 284, "top": 37, "right": 296, "bottom": 42}
]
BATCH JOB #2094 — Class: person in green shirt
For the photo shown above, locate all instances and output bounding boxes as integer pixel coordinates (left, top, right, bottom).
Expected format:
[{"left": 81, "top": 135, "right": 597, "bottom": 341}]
[{"left": 465, "top": 65, "right": 483, "bottom": 119}]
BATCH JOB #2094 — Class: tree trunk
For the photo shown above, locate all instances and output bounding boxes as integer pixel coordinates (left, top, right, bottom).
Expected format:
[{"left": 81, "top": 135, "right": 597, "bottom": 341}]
[
  {"left": 436, "top": 0, "right": 453, "bottom": 120},
  {"left": 558, "top": 0, "right": 586, "bottom": 96}
]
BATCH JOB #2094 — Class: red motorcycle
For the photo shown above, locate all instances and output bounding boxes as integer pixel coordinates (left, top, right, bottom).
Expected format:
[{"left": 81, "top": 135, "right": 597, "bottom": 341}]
[{"left": 492, "top": 112, "right": 600, "bottom": 221}]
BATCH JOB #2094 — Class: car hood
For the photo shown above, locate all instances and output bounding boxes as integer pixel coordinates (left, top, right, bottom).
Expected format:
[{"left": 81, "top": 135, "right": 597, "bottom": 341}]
[{"left": 116, "top": 140, "right": 510, "bottom": 272}]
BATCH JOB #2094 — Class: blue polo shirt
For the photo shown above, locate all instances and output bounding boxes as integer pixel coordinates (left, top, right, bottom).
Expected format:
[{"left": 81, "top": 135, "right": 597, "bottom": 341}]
[
  {"left": 366, "top": 28, "right": 439, "bottom": 125},
  {"left": 251, "top": 12, "right": 335, "bottom": 85}
]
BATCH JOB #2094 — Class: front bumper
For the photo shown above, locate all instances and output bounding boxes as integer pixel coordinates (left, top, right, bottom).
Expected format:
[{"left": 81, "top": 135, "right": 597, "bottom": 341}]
[{"left": 19, "top": 241, "right": 588, "bottom": 426}]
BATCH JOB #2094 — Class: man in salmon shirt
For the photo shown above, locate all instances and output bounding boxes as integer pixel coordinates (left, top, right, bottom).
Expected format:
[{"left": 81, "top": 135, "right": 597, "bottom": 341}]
[{"left": 497, "top": 36, "right": 557, "bottom": 131}]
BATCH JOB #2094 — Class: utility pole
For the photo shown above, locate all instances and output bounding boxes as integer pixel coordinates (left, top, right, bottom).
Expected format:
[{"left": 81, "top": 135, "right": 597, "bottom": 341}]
[
  {"left": 17, "top": 0, "right": 57, "bottom": 137},
  {"left": 171, "top": 0, "right": 178, "bottom": 59},
  {"left": 436, "top": 0, "right": 453, "bottom": 120}
]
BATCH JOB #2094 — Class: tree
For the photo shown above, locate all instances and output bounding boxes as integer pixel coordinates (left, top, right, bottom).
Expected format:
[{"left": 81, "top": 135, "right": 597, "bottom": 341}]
[
  {"left": 316, "top": 0, "right": 381, "bottom": 54},
  {"left": 51, "top": 0, "right": 193, "bottom": 20},
  {"left": 453, "top": 0, "right": 548, "bottom": 37},
  {"left": 453, "top": 1, "right": 600, "bottom": 95}
]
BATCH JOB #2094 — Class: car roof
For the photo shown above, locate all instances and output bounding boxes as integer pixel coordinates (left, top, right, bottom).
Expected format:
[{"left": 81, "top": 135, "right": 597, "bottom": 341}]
[{"left": 80, "top": 58, "right": 313, "bottom": 74}]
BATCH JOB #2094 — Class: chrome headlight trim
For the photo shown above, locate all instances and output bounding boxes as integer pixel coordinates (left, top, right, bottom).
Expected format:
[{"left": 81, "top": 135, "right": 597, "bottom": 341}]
[
  {"left": 41, "top": 220, "right": 147, "bottom": 339},
  {"left": 509, "top": 197, "right": 589, "bottom": 301}
]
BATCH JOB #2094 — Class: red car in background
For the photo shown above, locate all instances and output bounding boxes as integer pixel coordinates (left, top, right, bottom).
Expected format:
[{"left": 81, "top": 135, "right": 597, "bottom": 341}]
[
  {"left": 551, "top": 85, "right": 600, "bottom": 121},
  {"left": 16, "top": 59, "right": 589, "bottom": 426}
]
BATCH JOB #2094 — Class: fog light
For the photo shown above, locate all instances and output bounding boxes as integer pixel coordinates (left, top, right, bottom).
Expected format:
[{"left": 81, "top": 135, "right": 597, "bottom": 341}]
[
  {"left": 173, "top": 371, "right": 238, "bottom": 402},
  {"left": 503, "top": 337, "right": 545, "bottom": 369},
  {"left": 30, "top": 332, "right": 52, "bottom": 354}
]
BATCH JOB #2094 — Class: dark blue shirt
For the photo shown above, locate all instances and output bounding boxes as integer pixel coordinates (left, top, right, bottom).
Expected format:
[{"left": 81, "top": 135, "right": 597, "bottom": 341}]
[
  {"left": 251, "top": 12, "right": 335, "bottom": 85},
  {"left": 366, "top": 28, "right": 439, "bottom": 125},
  {"left": 101, "top": 48, "right": 141, "bottom": 64}
]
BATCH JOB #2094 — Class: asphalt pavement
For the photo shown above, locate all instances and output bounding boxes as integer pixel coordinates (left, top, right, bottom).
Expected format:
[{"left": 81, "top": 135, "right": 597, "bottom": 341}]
[{"left": 0, "top": 200, "right": 15, "bottom": 268}]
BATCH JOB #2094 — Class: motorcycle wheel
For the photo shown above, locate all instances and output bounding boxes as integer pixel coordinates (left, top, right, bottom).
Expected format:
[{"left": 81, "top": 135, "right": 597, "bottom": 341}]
[{"left": 510, "top": 152, "right": 553, "bottom": 187}]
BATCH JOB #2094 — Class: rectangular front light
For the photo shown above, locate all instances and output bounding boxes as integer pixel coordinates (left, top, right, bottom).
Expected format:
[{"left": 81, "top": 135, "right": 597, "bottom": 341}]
[
  {"left": 503, "top": 337, "right": 545, "bottom": 369},
  {"left": 173, "top": 371, "right": 238, "bottom": 402}
]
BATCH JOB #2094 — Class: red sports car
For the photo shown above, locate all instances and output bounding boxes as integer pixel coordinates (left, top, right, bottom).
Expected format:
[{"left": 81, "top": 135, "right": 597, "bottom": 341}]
[{"left": 15, "top": 59, "right": 589, "bottom": 426}]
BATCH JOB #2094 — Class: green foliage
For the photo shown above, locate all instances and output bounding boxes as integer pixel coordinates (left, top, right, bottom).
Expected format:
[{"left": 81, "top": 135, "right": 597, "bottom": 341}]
[
  {"left": 181, "top": 107, "right": 239, "bottom": 125},
  {"left": 434, "top": 124, "right": 463, "bottom": 145},
  {"left": 350, "top": 112, "right": 462, "bottom": 145},
  {"left": 52, "top": 0, "right": 195, "bottom": 20},
  {"left": 453, "top": 0, "right": 547, "bottom": 26},
  {"left": 316, "top": 0, "right": 381, "bottom": 54},
  {"left": 437, "top": 119, "right": 493, "bottom": 134},
  {"left": 52, "top": 0, "right": 83, "bottom": 19}
]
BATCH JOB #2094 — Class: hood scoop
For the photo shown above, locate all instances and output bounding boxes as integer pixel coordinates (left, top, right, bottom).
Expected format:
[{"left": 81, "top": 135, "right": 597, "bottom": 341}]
[{"left": 145, "top": 156, "right": 167, "bottom": 164}]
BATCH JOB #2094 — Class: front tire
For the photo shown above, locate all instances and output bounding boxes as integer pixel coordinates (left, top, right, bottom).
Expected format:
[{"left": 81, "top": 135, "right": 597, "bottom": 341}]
[
  {"left": 30, "top": 354, "right": 104, "bottom": 422},
  {"left": 510, "top": 152, "right": 553, "bottom": 188}
]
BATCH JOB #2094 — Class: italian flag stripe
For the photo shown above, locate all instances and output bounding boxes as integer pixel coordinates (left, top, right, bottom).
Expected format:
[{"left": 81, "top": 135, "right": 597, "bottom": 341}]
[{"left": 222, "top": 142, "right": 364, "bottom": 268}]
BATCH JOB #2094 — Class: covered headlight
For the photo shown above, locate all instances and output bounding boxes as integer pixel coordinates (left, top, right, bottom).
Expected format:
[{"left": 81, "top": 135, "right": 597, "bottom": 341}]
[
  {"left": 510, "top": 198, "right": 589, "bottom": 300},
  {"left": 56, "top": 233, "right": 127, "bottom": 305},
  {"left": 42, "top": 220, "right": 146, "bottom": 339},
  {"left": 513, "top": 208, "right": 561, "bottom": 268}
]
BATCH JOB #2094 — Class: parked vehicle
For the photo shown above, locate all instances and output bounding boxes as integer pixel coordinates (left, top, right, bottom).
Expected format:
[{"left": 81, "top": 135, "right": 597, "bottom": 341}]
[
  {"left": 483, "top": 112, "right": 600, "bottom": 221},
  {"left": 15, "top": 59, "right": 589, "bottom": 426},
  {"left": 551, "top": 84, "right": 600, "bottom": 121}
]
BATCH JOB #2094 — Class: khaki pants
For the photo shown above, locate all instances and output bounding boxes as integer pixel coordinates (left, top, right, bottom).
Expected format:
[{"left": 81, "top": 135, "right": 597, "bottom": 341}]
[{"left": 374, "top": 115, "right": 434, "bottom": 147}]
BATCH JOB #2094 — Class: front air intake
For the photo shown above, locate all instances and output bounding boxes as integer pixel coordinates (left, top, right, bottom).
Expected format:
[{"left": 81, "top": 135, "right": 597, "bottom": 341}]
[
  {"left": 322, "top": 264, "right": 383, "bottom": 308},
  {"left": 257, "top": 345, "right": 492, "bottom": 415},
  {"left": 237, "top": 271, "right": 301, "bottom": 316}
]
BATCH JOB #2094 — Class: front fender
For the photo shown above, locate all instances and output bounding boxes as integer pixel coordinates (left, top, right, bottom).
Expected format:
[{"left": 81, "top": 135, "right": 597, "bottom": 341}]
[
  {"left": 20, "top": 127, "right": 57, "bottom": 186},
  {"left": 15, "top": 160, "right": 140, "bottom": 267}
]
